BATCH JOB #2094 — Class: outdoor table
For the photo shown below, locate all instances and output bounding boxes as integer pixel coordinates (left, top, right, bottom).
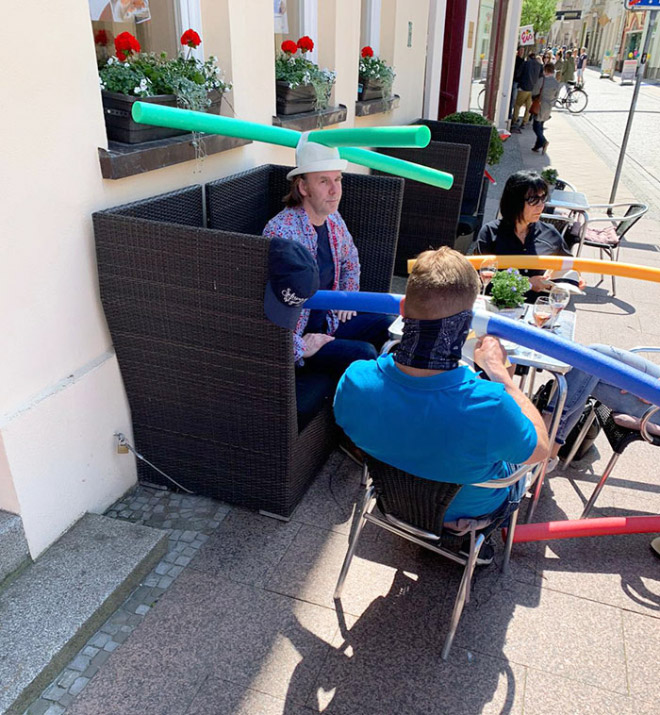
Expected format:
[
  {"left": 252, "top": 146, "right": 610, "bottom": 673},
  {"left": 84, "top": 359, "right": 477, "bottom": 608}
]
[
  {"left": 546, "top": 189, "right": 590, "bottom": 212},
  {"left": 381, "top": 304, "right": 577, "bottom": 523}
]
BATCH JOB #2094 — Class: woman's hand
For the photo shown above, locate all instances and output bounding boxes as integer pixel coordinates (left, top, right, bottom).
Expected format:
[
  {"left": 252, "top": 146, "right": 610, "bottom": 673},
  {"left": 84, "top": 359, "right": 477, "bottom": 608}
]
[
  {"left": 302, "top": 333, "right": 335, "bottom": 358},
  {"left": 336, "top": 310, "right": 357, "bottom": 323}
]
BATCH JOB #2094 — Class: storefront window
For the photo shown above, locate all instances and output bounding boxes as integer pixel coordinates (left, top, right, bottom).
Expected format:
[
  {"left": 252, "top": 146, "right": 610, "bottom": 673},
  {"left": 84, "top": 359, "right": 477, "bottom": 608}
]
[
  {"left": 274, "top": 0, "right": 318, "bottom": 62},
  {"left": 89, "top": 0, "right": 181, "bottom": 62},
  {"left": 470, "top": 0, "right": 494, "bottom": 114}
]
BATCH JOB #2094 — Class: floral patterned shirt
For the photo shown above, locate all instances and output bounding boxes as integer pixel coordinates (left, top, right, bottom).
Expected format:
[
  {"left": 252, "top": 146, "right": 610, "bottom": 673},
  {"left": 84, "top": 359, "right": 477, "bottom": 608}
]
[{"left": 263, "top": 206, "right": 361, "bottom": 365}]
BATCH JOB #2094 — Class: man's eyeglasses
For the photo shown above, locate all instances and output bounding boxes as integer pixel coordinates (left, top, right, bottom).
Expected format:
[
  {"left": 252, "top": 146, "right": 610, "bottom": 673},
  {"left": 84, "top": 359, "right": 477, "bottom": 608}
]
[{"left": 525, "top": 194, "right": 547, "bottom": 207}]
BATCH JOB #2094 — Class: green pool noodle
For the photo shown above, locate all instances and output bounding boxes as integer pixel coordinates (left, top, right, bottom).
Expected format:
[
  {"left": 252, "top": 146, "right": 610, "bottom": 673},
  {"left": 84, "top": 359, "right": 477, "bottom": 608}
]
[
  {"left": 131, "top": 103, "right": 453, "bottom": 189},
  {"left": 308, "top": 125, "right": 431, "bottom": 148}
]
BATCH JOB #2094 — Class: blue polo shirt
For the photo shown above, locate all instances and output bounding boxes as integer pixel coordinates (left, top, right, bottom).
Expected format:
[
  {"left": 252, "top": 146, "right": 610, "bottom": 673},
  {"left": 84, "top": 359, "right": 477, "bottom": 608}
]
[{"left": 334, "top": 354, "right": 537, "bottom": 521}]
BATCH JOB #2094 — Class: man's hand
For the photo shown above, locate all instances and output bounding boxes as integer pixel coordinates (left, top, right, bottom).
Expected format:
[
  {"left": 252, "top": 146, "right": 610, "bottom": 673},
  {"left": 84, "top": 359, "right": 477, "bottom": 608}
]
[
  {"left": 474, "top": 335, "right": 511, "bottom": 383},
  {"left": 336, "top": 310, "right": 357, "bottom": 323},
  {"left": 529, "top": 275, "right": 553, "bottom": 293},
  {"left": 302, "top": 333, "right": 335, "bottom": 358}
]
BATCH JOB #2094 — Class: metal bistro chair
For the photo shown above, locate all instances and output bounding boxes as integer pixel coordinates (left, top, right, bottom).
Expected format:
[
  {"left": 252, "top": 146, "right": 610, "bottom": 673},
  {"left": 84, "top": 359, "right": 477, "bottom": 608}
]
[
  {"left": 563, "top": 347, "right": 660, "bottom": 518},
  {"left": 574, "top": 202, "right": 648, "bottom": 295},
  {"left": 334, "top": 455, "right": 536, "bottom": 660}
]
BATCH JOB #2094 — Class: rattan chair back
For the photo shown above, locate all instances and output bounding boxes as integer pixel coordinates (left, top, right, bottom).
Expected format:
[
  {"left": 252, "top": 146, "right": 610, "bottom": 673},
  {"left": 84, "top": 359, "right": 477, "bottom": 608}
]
[
  {"left": 365, "top": 455, "right": 461, "bottom": 536},
  {"left": 377, "top": 143, "right": 469, "bottom": 275}
]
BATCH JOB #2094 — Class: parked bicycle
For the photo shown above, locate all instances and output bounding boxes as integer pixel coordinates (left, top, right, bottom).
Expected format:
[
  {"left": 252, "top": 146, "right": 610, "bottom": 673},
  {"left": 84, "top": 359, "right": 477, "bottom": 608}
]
[{"left": 554, "top": 81, "right": 588, "bottom": 113}]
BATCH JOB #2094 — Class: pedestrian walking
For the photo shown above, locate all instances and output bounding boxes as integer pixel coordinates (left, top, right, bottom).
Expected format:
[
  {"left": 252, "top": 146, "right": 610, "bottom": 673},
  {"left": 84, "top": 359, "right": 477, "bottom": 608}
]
[
  {"left": 510, "top": 46, "right": 525, "bottom": 119},
  {"left": 512, "top": 52, "right": 543, "bottom": 131},
  {"left": 576, "top": 47, "right": 588, "bottom": 85},
  {"left": 555, "top": 50, "right": 564, "bottom": 81},
  {"left": 531, "top": 62, "right": 559, "bottom": 155}
]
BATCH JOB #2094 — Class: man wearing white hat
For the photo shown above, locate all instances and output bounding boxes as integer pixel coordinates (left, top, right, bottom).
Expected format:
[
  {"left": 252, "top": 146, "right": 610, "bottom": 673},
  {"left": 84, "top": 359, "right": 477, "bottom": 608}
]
[{"left": 263, "top": 134, "right": 393, "bottom": 371}]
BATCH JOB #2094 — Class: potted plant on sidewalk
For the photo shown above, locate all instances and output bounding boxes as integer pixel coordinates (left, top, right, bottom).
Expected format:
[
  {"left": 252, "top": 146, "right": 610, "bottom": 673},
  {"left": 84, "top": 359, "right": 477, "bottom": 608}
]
[
  {"left": 440, "top": 111, "right": 503, "bottom": 166},
  {"left": 275, "top": 36, "right": 336, "bottom": 115},
  {"left": 487, "top": 268, "right": 530, "bottom": 319},
  {"left": 98, "top": 29, "right": 231, "bottom": 143},
  {"left": 541, "top": 167, "right": 559, "bottom": 195},
  {"left": 358, "top": 46, "right": 395, "bottom": 101}
]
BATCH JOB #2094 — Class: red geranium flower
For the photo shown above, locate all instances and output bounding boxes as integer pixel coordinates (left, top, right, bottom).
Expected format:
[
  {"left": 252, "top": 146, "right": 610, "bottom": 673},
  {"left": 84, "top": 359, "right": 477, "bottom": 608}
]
[
  {"left": 281, "top": 39, "right": 298, "bottom": 54},
  {"left": 297, "top": 36, "right": 314, "bottom": 53},
  {"left": 180, "top": 29, "right": 202, "bottom": 49},
  {"left": 94, "top": 29, "right": 108, "bottom": 46},
  {"left": 361, "top": 46, "right": 374, "bottom": 58},
  {"left": 114, "top": 31, "right": 140, "bottom": 61}
]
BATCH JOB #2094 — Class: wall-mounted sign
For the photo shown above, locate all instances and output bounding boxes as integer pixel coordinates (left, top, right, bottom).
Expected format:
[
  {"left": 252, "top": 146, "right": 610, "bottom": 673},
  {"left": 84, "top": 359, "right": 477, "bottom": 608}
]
[
  {"left": 625, "top": 0, "right": 660, "bottom": 10},
  {"left": 519, "top": 25, "right": 535, "bottom": 46},
  {"left": 556, "top": 10, "right": 582, "bottom": 20}
]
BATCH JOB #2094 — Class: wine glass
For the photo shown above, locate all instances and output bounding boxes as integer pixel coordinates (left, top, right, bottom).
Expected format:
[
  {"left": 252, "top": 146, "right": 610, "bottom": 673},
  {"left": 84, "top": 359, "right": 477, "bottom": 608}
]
[
  {"left": 532, "top": 296, "right": 553, "bottom": 329},
  {"left": 549, "top": 285, "right": 570, "bottom": 328},
  {"left": 479, "top": 259, "right": 498, "bottom": 296}
]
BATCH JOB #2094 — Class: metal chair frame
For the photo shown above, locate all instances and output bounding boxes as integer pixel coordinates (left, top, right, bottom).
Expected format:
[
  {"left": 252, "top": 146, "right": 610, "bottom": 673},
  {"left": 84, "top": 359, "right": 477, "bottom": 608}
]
[
  {"left": 574, "top": 202, "right": 648, "bottom": 295},
  {"left": 334, "top": 458, "right": 536, "bottom": 660},
  {"left": 563, "top": 347, "right": 660, "bottom": 518}
]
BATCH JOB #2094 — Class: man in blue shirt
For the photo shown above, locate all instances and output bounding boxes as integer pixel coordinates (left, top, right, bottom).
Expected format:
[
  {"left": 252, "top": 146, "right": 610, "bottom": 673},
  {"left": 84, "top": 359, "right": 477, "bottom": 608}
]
[{"left": 334, "top": 247, "right": 549, "bottom": 561}]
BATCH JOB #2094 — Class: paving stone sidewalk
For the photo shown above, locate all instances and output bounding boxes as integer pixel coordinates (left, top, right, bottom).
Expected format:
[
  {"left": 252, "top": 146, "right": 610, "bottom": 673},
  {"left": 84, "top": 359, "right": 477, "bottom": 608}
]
[{"left": 23, "top": 94, "right": 660, "bottom": 714}]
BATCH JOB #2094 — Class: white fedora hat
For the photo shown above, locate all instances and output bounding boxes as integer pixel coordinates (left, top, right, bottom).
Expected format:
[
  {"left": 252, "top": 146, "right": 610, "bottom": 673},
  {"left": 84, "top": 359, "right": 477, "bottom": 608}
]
[
  {"left": 286, "top": 133, "right": 348, "bottom": 179},
  {"left": 548, "top": 269, "right": 584, "bottom": 295}
]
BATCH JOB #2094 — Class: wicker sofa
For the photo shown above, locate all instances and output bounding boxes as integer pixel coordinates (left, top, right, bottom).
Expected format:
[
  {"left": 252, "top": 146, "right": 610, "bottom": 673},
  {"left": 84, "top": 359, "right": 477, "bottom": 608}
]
[
  {"left": 377, "top": 141, "right": 469, "bottom": 276},
  {"left": 94, "top": 165, "right": 403, "bottom": 518},
  {"left": 416, "top": 119, "right": 492, "bottom": 239}
]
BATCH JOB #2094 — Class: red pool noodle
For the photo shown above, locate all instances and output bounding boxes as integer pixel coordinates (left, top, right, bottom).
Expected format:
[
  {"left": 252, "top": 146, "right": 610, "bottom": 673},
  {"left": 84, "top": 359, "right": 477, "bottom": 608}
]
[{"left": 504, "top": 515, "right": 660, "bottom": 543}]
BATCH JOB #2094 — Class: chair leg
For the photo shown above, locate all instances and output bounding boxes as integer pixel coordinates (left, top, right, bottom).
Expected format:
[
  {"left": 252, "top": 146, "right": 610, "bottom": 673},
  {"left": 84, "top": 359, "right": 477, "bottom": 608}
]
[
  {"left": 502, "top": 508, "right": 519, "bottom": 575},
  {"left": 441, "top": 533, "right": 484, "bottom": 661},
  {"left": 334, "top": 486, "right": 374, "bottom": 599},
  {"left": 360, "top": 461, "right": 369, "bottom": 487},
  {"left": 563, "top": 404, "right": 597, "bottom": 468},
  {"left": 610, "top": 246, "right": 617, "bottom": 296},
  {"left": 580, "top": 452, "right": 621, "bottom": 519}
]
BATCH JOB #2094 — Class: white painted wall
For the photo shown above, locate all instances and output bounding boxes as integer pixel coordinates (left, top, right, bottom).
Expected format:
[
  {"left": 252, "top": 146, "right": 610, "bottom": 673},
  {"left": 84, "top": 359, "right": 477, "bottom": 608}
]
[
  {"left": 495, "top": 0, "right": 524, "bottom": 129},
  {"left": 423, "top": 0, "right": 447, "bottom": 120},
  {"left": 457, "top": 0, "right": 481, "bottom": 110}
]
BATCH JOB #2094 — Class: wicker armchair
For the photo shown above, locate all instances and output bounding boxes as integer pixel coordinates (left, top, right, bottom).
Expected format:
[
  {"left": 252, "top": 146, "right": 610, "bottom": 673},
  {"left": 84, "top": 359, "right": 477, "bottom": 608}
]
[
  {"left": 94, "top": 166, "right": 403, "bottom": 518},
  {"left": 376, "top": 142, "right": 469, "bottom": 275},
  {"left": 415, "top": 119, "right": 492, "bottom": 238}
]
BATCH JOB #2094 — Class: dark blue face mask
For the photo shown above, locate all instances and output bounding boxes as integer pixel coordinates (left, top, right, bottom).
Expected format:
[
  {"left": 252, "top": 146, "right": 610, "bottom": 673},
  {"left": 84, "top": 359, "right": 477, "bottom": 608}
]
[{"left": 394, "top": 310, "right": 472, "bottom": 371}]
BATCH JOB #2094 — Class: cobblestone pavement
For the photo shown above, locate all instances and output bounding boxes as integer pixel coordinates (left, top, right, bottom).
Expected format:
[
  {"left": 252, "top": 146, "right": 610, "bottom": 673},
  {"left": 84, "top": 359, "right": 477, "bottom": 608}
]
[
  {"left": 24, "top": 486, "right": 229, "bottom": 715},
  {"left": 560, "top": 67, "right": 660, "bottom": 219}
]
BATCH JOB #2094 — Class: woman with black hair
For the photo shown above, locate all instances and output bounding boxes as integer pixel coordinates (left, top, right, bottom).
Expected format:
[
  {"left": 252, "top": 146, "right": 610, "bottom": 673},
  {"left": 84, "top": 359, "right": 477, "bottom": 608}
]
[{"left": 471, "top": 170, "right": 582, "bottom": 302}]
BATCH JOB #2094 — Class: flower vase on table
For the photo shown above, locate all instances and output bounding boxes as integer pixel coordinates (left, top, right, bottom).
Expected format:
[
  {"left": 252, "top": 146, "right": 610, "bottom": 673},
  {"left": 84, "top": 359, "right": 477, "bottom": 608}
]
[{"left": 487, "top": 269, "right": 531, "bottom": 320}]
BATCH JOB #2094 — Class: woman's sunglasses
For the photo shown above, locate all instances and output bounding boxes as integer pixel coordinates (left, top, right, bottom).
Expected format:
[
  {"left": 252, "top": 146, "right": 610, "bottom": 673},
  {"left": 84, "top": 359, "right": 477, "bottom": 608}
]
[{"left": 525, "top": 194, "right": 548, "bottom": 207}]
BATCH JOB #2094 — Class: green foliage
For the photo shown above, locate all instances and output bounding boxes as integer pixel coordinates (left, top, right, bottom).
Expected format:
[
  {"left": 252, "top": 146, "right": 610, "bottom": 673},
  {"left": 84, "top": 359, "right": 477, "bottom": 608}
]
[
  {"left": 490, "top": 269, "right": 530, "bottom": 309},
  {"left": 359, "top": 54, "right": 395, "bottom": 96},
  {"left": 99, "top": 52, "right": 231, "bottom": 111},
  {"left": 520, "top": 0, "right": 558, "bottom": 38},
  {"left": 541, "top": 167, "right": 558, "bottom": 185},
  {"left": 275, "top": 53, "right": 336, "bottom": 110},
  {"left": 440, "top": 111, "right": 503, "bottom": 166}
]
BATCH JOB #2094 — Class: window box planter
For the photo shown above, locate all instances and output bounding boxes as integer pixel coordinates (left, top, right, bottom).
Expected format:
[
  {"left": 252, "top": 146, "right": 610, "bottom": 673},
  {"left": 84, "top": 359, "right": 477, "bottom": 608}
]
[
  {"left": 101, "top": 89, "right": 223, "bottom": 144},
  {"left": 275, "top": 81, "right": 318, "bottom": 116},
  {"left": 358, "top": 77, "right": 388, "bottom": 101}
]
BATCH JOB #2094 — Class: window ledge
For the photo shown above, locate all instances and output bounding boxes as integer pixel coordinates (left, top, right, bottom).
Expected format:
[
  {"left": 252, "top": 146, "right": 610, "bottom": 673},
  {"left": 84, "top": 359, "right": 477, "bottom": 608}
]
[
  {"left": 98, "top": 133, "right": 252, "bottom": 180},
  {"left": 355, "top": 95, "right": 400, "bottom": 117},
  {"left": 272, "top": 104, "right": 348, "bottom": 132}
]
